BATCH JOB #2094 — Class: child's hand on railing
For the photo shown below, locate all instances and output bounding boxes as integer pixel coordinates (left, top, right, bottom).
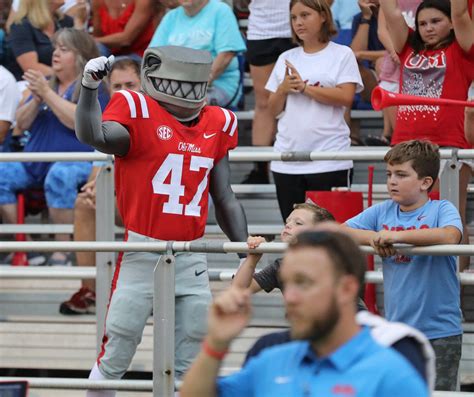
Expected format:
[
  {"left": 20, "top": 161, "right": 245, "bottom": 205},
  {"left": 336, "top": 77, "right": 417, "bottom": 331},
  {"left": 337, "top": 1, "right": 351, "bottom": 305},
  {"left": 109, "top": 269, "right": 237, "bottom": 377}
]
[{"left": 247, "top": 235, "right": 266, "bottom": 260}]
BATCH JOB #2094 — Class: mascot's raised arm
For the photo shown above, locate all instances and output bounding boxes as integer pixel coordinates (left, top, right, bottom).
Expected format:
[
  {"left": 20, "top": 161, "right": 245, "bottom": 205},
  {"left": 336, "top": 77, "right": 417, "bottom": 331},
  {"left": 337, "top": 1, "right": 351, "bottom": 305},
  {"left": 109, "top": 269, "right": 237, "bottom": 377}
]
[{"left": 76, "top": 46, "right": 248, "bottom": 397}]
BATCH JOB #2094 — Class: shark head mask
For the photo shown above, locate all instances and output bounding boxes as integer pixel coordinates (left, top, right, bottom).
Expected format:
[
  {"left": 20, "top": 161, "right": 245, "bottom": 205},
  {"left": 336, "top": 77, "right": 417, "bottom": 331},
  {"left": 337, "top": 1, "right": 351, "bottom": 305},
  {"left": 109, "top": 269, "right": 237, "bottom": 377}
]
[{"left": 141, "top": 46, "right": 212, "bottom": 122}]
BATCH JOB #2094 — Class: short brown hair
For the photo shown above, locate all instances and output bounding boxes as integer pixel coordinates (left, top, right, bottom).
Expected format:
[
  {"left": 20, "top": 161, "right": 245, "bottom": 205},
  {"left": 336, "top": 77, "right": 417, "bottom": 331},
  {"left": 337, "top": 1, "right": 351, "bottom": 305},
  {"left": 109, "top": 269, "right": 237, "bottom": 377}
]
[
  {"left": 289, "top": 0, "right": 337, "bottom": 44},
  {"left": 111, "top": 58, "right": 141, "bottom": 78},
  {"left": 384, "top": 140, "right": 440, "bottom": 191},
  {"left": 293, "top": 202, "right": 335, "bottom": 223},
  {"left": 289, "top": 231, "right": 366, "bottom": 297}
]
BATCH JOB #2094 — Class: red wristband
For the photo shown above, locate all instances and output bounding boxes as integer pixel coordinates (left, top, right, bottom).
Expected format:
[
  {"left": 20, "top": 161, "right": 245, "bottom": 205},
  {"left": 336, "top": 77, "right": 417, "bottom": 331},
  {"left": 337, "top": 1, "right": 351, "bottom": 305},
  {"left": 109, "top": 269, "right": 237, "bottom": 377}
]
[{"left": 202, "top": 339, "right": 228, "bottom": 360}]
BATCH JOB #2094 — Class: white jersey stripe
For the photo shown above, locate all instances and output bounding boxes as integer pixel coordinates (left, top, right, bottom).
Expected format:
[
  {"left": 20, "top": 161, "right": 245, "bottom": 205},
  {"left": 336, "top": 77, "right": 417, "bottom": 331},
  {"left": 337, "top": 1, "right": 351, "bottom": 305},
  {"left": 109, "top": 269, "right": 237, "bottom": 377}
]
[
  {"left": 221, "top": 108, "right": 231, "bottom": 132},
  {"left": 136, "top": 92, "right": 149, "bottom": 118},
  {"left": 229, "top": 110, "right": 237, "bottom": 137},
  {"left": 118, "top": 90, "right": 137, "bottom": 118}
]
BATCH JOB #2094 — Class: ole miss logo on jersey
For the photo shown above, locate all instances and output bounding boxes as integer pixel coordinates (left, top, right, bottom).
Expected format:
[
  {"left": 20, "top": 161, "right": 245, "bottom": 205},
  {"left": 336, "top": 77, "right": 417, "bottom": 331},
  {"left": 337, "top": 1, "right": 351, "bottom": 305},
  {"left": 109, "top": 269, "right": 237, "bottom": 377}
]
[
  {"left": 404, "top": 52, "right": 447, "bottom": 71},
  {"left": 157, "top": 125, "right": 173, "bottom": 140}
]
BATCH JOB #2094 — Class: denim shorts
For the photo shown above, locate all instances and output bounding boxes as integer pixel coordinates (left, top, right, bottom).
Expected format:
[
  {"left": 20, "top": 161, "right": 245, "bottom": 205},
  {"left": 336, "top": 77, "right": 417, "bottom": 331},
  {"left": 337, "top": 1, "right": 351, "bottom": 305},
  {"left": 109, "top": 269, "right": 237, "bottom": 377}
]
[
  {"left": 207, "top": 85, "right": 233, "bottom": 108},
  {"left": 0, "top": 161, "right": 92, "bottom": 209}
]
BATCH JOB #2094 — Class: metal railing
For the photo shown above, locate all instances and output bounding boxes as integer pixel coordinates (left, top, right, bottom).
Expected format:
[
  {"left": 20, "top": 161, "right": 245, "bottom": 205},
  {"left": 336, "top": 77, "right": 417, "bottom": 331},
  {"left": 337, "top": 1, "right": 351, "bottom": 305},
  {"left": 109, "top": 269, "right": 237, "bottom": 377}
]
[
  {"left": 0, "top": 377, "right": 470, "bottom": 396},
  {"left": 1, "top": 147, "right": 474, "bottom": 161},
  {"left": 0, "top": 376, "right": 471, "bottom": 396}
]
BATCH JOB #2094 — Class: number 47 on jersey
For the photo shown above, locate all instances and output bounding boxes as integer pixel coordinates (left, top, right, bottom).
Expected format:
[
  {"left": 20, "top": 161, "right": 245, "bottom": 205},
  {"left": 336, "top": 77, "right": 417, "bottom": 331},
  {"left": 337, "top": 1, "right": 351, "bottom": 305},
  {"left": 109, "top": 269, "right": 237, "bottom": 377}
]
[{"left": 152, "top": 153, "right": 214, "bottom": 217}]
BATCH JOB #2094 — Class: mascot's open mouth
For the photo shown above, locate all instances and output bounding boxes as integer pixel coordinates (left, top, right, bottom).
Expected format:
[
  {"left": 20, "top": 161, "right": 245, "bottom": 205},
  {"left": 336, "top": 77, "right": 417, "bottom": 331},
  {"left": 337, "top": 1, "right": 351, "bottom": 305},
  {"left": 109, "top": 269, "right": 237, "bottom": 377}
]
[{"left": 151, "top": 77, "right": 207, "bottom": 101}]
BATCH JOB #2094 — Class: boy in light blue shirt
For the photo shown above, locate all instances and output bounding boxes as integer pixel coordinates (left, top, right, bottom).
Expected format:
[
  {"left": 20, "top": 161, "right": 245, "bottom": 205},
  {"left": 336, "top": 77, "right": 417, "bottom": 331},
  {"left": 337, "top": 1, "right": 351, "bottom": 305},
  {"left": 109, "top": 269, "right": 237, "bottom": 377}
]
[
  {"left": 149, "top": 0, "right": 246, "bottom": 108},
  {"left": 344, "top": 140, "right": 463, "bottom": 391}
]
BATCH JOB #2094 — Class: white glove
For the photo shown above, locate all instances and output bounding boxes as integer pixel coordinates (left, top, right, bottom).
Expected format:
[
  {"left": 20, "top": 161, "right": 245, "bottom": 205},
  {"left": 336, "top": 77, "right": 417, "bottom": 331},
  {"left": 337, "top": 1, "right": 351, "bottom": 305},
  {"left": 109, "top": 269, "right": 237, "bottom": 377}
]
[{"left": 82, "top": 55, "right": 115, "bottom": 89}]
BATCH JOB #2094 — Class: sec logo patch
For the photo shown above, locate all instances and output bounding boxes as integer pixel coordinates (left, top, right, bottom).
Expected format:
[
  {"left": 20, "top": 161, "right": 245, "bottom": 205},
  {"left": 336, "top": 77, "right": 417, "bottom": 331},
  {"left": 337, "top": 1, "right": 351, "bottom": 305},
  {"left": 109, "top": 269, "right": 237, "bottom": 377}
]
[{"left": 157, "top": 125, "right": 173, "bottom": 140}]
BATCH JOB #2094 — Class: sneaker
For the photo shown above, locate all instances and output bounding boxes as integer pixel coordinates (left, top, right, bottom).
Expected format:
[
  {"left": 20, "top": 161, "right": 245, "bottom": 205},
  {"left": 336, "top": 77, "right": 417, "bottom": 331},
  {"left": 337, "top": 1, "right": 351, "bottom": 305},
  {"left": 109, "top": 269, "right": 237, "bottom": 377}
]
[
  {"left": 59, "top": 287, "right": 96, "bottom": 315},
  {"left": 241, "top": 169, "right": 269, "bottom": 184},
  {"left": 27, "top": 252, "right": 47, "bottom": 266},
  {"left": 47, "top": 253, "right": 72, "bottom": 266}
]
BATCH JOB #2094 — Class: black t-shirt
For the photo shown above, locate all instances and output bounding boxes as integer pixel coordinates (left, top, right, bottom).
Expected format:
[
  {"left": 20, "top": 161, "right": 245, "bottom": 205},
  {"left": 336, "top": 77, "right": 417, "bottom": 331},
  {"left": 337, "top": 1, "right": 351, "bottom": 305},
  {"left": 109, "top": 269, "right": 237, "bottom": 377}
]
[
  {"left": 253, "top": 258, "right": 282, "bottom": 293},
  {"left": 351, "top": 13, "right": 384, "bottom": 52},
  {"left": 6, "top": 15, "right": 73, "bottom": 80},
  {"left": 351, "top": 12, "right": 384, "bottom": 70}
]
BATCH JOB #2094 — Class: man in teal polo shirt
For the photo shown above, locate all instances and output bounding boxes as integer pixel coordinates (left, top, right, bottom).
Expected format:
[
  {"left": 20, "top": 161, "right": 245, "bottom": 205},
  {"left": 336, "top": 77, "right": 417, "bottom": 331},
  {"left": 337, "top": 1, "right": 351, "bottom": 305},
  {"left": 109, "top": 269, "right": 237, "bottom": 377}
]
[{"left": 180, "top": 230, "right": 428, "bottom": 397}]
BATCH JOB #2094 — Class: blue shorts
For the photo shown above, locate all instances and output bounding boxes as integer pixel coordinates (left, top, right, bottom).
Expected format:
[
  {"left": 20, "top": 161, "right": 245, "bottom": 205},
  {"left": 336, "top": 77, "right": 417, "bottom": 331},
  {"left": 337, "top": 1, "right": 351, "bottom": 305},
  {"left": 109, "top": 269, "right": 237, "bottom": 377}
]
[{"left": 0, "top": 161, "right": 92, "bottom": 209}]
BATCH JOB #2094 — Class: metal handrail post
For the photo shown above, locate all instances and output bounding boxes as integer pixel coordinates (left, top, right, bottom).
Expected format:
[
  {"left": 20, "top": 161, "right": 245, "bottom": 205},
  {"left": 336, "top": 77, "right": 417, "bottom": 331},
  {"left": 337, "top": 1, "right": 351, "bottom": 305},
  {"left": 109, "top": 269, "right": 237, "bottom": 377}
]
[
  {"left": 153, "top": 253, "right": 176, "bottom": 397},
  {"left": 439, "top": 151, "right": 462, "bottom": 273},
  {"left": 440, "top": 150, "right": 460, "bottom": 210},
  {"left": 95, "top": 161, "right": 116, "bottom": 353}
]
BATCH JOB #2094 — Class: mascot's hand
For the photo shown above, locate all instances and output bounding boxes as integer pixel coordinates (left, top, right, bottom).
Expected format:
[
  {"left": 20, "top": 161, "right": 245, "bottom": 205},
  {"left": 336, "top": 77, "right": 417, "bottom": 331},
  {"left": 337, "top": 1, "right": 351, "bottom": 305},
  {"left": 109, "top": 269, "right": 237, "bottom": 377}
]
[{"left": 82, "top": 55, "right": 115, "bottom": 89}]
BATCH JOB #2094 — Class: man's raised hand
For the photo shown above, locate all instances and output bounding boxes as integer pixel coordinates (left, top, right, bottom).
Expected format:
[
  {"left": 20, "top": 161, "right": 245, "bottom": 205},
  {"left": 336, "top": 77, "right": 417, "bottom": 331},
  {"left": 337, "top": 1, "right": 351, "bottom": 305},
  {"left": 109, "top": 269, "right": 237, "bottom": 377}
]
[
  {"left": 82, "top": 55, "right": 115, "bottom": 89},
  {"left": 206, "top": 287, "right": 252, "bottom": 351}
]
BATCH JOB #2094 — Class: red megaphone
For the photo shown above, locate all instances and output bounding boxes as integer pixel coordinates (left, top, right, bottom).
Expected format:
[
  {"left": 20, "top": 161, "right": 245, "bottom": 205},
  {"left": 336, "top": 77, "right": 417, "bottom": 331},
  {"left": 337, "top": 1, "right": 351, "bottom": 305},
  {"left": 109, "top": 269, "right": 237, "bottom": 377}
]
[{"left": 371, "top": 86, "right": 474, "bottom": 111}]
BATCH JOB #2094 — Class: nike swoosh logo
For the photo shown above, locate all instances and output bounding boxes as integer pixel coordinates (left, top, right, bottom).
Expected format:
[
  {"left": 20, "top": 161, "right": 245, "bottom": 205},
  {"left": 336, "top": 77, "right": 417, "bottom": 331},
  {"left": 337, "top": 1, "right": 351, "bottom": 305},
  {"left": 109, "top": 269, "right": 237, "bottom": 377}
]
[
  {"left": 417, "top": 215, "right": 426, "bottom": 221},
  {"left": 195, "top": 269, "right": 206, "bottom": 277},
  {"left": 203, "top": 133, "right": 217, "bottom": 139}
]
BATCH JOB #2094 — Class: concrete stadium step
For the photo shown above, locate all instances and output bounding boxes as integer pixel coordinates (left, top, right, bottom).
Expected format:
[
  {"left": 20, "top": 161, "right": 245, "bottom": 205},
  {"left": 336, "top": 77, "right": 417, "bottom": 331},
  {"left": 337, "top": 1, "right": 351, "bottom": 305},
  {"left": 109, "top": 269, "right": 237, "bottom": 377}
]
[{"left": 0, "top": 278, "right": 285, "bottom": 380}]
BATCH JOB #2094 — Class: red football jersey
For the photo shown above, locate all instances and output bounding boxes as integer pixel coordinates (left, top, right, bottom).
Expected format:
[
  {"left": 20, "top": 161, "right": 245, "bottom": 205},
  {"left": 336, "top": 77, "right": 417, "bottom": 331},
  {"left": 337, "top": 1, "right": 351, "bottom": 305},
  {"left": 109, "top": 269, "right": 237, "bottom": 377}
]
[{"left": 102, "top": 90, "right": 238, "bottom": 240}]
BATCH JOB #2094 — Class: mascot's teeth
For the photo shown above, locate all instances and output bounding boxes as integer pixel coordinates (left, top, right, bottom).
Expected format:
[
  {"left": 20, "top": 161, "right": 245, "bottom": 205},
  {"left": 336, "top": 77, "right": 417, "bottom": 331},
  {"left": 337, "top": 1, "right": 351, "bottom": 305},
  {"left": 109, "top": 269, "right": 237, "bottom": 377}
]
[
  {"left": 181, "top": 82, "right": 193, "bottom": 98},
  {"left": 161, "top": 79, "right": 170, "bottom": 91},
  {"left": 191, "top": 84, "right": 201, "bottom": 99},
  {"left": 170, "top": 80, "right": 179, "bottom": 95},
  {"left": 152, "top": 77, "right": 206, "bottom": 101}
]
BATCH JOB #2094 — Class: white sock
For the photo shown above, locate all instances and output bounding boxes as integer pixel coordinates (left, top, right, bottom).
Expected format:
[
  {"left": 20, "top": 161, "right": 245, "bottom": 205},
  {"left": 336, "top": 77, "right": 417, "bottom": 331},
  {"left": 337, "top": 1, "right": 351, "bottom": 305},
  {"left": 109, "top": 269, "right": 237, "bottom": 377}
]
[{"left": 86, "top": 363, "right": 116, "bottom": 397}]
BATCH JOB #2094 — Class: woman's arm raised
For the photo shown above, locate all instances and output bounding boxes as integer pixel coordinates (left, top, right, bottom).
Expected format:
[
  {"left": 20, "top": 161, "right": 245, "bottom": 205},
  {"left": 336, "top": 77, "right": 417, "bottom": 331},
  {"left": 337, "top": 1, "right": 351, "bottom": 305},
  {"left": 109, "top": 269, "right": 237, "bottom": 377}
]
[
  {"left": 451, "top": 0, "right": 474, "bottom": 53},
  {"left": 379, "top": 0, "right": 409, "bottom": 54}
]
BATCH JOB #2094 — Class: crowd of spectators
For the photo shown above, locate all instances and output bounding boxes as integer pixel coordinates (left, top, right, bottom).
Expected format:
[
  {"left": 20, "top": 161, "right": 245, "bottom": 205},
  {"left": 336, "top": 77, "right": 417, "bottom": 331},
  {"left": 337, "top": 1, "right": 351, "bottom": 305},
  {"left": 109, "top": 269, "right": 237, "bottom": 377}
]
[{"left": 0, "top": 0, "right": 473, "bottom": 392}]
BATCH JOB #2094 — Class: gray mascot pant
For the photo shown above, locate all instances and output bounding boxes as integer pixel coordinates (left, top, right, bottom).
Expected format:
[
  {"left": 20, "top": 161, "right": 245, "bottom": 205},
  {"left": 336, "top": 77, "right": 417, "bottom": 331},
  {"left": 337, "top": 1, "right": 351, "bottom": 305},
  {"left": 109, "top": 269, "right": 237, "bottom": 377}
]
[{"left": 96, "top": 231, "right": 211, "bottom": 379}]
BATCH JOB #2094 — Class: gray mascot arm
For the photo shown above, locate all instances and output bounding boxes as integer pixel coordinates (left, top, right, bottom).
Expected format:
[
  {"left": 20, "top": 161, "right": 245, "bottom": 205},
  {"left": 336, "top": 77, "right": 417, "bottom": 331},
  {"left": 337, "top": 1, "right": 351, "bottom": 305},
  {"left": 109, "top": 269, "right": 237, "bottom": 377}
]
[
  {"left": 76, "top": 55, "right": 130, "bottom": 156},
  {"left": 209, "top": 155, "right": 248, "bottom": 254}
]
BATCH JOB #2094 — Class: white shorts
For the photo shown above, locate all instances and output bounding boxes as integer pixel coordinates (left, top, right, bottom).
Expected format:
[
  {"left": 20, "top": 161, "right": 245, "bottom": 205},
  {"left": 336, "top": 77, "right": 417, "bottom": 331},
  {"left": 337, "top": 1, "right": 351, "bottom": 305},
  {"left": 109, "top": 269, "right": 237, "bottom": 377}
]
[
  {"left": 379, "top": 80, "right": 399, "bottom": 94},
  {"left": 468, "top": 81, "right": 474, "bottom": 100},
  {"left": 440, "top": 158, "right": 474, "bottom": 176}
]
